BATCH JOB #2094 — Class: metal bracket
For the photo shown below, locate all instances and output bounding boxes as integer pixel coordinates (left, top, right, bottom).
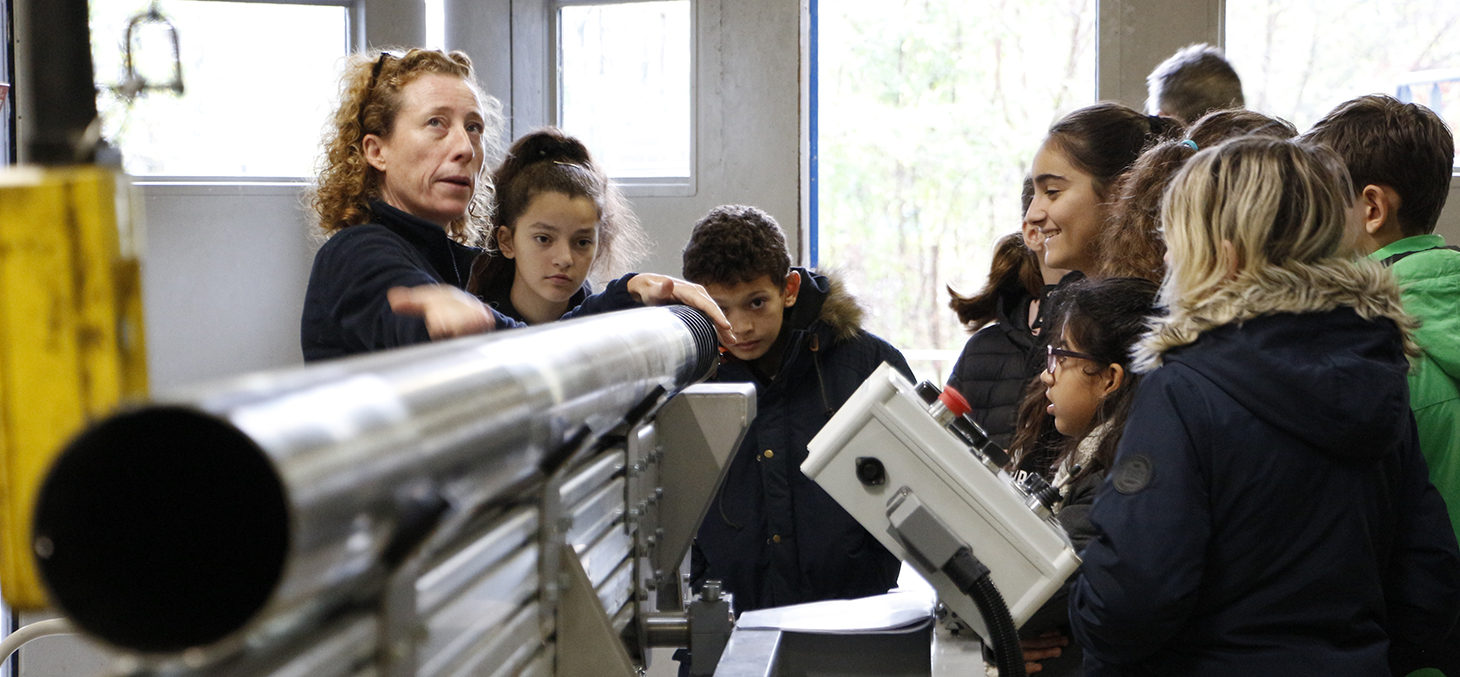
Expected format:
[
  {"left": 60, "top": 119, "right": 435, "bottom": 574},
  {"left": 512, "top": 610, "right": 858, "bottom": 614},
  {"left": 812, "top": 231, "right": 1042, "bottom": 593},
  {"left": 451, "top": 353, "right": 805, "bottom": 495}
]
[
  {"left": 651, "top": 383, "right": 756, "bottom": 611},
  {"left": 686, "top": 582, "right": 735, "bottom": 676},
  {"left": 555, "top": 543, "right": 637, "bottom": 677}
]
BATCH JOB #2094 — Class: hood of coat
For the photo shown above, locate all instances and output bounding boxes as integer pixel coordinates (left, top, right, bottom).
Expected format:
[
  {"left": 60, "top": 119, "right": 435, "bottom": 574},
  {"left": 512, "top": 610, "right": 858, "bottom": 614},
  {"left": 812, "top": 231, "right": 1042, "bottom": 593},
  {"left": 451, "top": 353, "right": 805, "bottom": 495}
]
[
  {"left": 1162, "top": 306, "right": 1412, "bottom": 460},
  {"left": 991, "top": 278, "right": 1037, "bottom": 349},
  {"left": 1136, "top": 258, "right": 1418, "bottom": 369},
  {"left": 784, "top": 267, "right": 866, "bottom": 344}
]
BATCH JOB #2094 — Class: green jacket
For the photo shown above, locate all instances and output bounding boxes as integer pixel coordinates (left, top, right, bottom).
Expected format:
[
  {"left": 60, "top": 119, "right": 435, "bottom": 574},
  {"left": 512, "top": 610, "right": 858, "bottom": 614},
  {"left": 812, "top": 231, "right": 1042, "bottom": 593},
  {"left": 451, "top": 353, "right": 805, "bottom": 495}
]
[{"left": 1372, "top": 234, "right": 1460, "bottom": 544}]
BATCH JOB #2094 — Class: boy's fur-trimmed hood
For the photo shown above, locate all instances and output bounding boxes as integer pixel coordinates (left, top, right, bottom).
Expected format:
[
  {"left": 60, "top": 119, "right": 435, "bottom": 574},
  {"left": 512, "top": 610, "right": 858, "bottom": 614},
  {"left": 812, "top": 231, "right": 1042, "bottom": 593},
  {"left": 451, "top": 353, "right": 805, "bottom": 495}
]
[
  {"left": 1134, "top": 258, "right": 1419, "bottom": 372},
  {"left": 789, "top": 267, "right": 866, "bottom": 343}
]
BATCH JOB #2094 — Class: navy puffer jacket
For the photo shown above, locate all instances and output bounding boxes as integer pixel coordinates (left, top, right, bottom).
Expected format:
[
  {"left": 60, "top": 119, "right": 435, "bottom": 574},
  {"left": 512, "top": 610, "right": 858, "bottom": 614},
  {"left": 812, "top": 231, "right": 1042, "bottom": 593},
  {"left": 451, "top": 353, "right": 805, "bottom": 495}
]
[
  {"left": 692, "top": 269, "right": 910, "bottom": 613},
  {"left": 946, "top": 279, "right": 1038, "bottom": 450}
]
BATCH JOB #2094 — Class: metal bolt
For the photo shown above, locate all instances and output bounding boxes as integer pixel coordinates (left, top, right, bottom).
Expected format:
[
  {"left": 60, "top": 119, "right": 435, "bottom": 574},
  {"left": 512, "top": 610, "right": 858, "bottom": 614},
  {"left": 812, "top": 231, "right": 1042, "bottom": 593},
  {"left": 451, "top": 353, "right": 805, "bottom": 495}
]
[{"left": 702, "top": 579, "right": 723, "bottom": 603}]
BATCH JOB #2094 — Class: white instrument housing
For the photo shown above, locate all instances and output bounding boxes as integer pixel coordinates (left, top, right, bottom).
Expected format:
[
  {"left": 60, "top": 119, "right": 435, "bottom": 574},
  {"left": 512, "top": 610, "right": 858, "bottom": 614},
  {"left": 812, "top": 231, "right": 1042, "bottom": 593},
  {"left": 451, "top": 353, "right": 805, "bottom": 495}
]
[{"left": 802, "top": 363, "right": 1081, "bottom": 641}]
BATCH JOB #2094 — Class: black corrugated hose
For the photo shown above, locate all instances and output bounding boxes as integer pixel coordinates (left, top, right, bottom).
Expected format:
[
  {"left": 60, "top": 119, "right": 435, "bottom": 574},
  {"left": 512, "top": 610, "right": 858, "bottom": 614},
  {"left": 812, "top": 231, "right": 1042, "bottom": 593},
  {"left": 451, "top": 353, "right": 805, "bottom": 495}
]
[{"left": 942, "top": 547, "right": 1025, "bottom": 677}]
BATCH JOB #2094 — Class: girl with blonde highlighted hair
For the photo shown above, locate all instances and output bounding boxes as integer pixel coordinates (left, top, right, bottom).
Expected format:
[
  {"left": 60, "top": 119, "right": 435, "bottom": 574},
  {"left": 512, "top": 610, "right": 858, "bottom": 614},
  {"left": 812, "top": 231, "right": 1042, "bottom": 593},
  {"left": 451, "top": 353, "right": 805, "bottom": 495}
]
[{"left": 1068, "top": 137, "right": 1460, "bottom": 675}]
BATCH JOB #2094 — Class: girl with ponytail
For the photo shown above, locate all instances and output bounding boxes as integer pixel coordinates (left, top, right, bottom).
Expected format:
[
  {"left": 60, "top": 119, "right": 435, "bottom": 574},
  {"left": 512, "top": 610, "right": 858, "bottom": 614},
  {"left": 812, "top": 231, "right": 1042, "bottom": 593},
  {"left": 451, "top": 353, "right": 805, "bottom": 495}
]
[
  {"left": 1024, "top": 103, "right": 1184, "bottom": 275},
  {"left": 1094, "top": 109, "right": 1297, "bottom": 282},
  {"left": 468, "top": 128, "right": 650, "bottom": 324}
]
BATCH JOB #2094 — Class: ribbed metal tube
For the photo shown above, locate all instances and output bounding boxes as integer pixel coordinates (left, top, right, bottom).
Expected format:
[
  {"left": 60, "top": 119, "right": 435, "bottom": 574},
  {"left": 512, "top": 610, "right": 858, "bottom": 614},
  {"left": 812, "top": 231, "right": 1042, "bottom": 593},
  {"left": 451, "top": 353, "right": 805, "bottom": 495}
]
[{"left": 32, "top": 306, "right": 718, "bottom": 654}]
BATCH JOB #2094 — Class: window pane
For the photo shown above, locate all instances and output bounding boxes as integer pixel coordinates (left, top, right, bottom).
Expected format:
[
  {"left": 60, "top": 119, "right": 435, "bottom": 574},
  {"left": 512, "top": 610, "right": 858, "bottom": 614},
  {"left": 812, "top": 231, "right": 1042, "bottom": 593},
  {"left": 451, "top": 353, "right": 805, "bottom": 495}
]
[
  {"left": 819, "top": 0, "right": 1097, "bottom": 383},
  {"left": 559, "top": 1, "right": 692, "bottom": 179},
  {"left": 90, "top": 1, "right": 349, "bottom": 177},
  {"left": 1226, "top": 0, "right": 1460, "bottom": 165}
]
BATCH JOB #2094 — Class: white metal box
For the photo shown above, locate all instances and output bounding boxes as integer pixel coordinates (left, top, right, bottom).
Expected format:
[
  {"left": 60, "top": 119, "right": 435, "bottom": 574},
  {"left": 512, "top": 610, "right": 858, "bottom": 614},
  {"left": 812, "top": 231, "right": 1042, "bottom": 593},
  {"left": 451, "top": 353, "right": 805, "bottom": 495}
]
[{"left": 803, "top": 363, "right": 1080, "bottom": 639}]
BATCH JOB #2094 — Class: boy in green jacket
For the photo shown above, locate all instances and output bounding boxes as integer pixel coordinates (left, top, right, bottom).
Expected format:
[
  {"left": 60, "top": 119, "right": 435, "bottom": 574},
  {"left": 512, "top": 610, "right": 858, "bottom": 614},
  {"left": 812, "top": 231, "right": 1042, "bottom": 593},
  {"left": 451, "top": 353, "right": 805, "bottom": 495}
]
[{"left": 1305, "top": 94, "right": 1460, "bottom": 674}]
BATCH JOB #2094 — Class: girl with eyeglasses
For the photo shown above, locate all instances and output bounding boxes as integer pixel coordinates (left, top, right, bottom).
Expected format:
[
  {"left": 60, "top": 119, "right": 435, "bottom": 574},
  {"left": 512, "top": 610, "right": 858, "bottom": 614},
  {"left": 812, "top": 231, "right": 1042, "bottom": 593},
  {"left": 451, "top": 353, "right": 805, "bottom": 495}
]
[{"left": 1004, "top": 276, "right": 1158, "bottom": 676}]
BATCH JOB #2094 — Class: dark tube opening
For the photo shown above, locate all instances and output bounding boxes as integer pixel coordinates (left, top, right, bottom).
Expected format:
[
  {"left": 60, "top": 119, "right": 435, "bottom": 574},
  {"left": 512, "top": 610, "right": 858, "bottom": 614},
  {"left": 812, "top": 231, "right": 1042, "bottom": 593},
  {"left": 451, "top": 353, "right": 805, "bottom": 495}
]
[{"left": 33, "top": 407, "right": 289, "bottom": 652}]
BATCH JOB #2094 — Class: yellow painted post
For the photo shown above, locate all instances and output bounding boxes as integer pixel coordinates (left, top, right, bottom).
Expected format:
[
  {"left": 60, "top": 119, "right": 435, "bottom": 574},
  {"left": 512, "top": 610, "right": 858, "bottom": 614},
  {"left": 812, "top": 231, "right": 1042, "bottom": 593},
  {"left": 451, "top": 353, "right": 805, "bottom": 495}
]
[{"left": 0, "top": 166, "right": 148, "bottom": 608}]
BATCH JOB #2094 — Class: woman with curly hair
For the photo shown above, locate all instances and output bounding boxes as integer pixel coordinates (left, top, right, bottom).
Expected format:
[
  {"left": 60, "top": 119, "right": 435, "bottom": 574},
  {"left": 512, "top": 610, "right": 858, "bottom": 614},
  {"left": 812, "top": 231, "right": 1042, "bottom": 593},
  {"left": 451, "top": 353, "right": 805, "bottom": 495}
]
[{"left": 301, "top": 48, "right": 729, "bottom": 361}]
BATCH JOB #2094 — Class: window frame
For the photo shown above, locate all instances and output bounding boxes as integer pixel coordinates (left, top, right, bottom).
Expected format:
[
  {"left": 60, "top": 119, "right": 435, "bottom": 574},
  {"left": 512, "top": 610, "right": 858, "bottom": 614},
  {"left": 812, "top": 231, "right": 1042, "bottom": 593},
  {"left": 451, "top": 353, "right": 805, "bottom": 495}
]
[
  {"left": 89, "top": 0, "right": 361, "bottom": 185},
  {"left": 550, "top": 0, "right": 698, "bottom": 198}
]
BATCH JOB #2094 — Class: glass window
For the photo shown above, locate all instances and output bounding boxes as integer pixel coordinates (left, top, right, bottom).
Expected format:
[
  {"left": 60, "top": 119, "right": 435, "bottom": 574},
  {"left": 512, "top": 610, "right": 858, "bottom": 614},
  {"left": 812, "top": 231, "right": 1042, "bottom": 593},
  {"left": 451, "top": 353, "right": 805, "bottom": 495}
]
[
  {"left": 90, "top": 0, "right": 350, "bottom": 177},
  {"left": 558, "top": 0, "right": 692, "bottom": 179},
  {"left": 817, "top": 0, "right": 1098, "bottom": 383},
  {"left": 1226, "top": 0, "right": 1460, "bottom": 165}
]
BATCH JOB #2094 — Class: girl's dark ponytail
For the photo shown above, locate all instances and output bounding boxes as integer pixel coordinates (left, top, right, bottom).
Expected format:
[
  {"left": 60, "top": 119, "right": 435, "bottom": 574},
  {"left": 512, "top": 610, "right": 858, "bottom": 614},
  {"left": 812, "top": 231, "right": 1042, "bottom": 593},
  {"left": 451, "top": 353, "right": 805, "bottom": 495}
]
[
  {"left": 1045, "top": 103, "right": 1186, "bottom": 198},
  {"left": 469, "top": 128, "right": 648, "bottom": 300}
]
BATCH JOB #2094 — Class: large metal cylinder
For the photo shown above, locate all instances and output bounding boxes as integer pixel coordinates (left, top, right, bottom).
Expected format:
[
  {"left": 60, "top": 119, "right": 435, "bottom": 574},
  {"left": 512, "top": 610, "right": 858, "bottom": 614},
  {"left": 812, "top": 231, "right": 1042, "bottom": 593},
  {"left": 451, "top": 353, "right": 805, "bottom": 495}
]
[{"left": 31, "top": 306, "right": 720, "bottom": 654}]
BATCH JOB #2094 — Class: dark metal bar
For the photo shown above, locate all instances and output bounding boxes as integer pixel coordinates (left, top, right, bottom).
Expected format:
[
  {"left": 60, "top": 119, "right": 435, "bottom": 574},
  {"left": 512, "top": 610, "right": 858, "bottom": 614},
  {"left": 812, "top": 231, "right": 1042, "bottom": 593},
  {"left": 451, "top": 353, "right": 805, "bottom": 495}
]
[{"left": 26, "top": 0, "right": 98, "bottom": 164}]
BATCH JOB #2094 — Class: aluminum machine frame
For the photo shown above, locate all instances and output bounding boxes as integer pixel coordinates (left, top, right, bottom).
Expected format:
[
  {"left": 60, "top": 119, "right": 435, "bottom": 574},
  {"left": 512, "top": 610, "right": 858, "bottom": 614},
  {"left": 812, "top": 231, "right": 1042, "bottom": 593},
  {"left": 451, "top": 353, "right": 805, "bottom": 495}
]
[{"left": 27, "top": 307, "right": 754, "bottom": 677}]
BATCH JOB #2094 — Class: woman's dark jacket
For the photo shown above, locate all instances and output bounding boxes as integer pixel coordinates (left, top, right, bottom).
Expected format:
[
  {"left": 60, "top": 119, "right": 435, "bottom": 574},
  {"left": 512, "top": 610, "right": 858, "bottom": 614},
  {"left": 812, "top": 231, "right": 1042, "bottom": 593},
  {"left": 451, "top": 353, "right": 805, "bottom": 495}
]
[
  {"left": 300, "top": 201, "right": 633, "bottom": 362},
  {"left": 691, "top": 269, "right": 911, "bottom": 614},
  {"left": 947, "top": 279, "right": 1039, "bottom": 449},
  {"left": 1018, "top": 462, "right": 1105, "bottom": 677},
  {"left": 1069, "top": 309, "right": 1460, "bottom": 676},
  {"left": 948, "top": 272, "right": 1082, "bottom": 451}
]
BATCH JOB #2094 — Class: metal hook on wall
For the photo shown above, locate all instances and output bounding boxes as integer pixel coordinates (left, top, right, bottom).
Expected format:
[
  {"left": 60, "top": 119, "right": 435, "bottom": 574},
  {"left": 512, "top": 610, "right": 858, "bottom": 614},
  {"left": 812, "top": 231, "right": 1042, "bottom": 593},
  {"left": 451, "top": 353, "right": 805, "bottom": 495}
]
[{"left": 113, "top": 1, "right": 185, "bottom": 103}]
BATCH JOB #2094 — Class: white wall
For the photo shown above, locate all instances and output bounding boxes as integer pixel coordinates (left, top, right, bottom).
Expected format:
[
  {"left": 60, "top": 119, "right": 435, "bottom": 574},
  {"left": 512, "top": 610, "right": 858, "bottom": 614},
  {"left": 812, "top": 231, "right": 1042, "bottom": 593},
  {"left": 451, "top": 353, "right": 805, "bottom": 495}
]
[
  {"left": 1098, "top": 0, "right": 1225, "bottom": 108},
  {"left": 447, "top": 0, "right": 803, "bottom": 277},
  {"left": 137, "top": 183, "right": 318, "bottom": 389},
  {"left": 1438, "top": 182, "right": 1460, "bottom": 244}
]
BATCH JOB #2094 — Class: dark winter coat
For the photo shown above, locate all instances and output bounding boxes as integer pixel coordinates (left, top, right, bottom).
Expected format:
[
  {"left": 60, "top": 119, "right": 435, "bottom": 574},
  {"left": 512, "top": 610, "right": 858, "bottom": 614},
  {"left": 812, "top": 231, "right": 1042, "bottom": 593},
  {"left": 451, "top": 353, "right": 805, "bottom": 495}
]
[
  {"left": 471, "top": 255, "right": 594, "bottom": 325},
  {"left": 1070, "top": 306, "right": 1460, "bottom": 676},
  {"left": 946, "top": 279, "right": 1038, "bottom": 450},
  {"left": 692, "top": 269, "right": 910, "bottom": 614},
  {"left": 1018, "top": 424, "right": 1110, "bottom": 677},
  {"left": 300, "top": 201, "right": 634, "bottom": 361}
]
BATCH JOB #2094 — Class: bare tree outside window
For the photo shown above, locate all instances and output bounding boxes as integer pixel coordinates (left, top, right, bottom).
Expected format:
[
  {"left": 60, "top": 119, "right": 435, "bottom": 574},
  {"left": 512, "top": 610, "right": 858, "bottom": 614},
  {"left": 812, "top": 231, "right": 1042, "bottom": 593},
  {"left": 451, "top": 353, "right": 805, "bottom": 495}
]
[
  {"left": 1227, "top": 0, "right": 1460, "bottom": 163},
  {"left": 819, "top": 0, "right": 1097, "bottom": 383}
]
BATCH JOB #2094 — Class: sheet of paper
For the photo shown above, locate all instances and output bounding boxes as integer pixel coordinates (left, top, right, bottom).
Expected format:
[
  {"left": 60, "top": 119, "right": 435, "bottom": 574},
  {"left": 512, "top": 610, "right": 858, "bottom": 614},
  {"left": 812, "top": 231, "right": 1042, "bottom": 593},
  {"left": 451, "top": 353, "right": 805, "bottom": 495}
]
[{"left": 734, "top": 564, "right": 937, "bottom": 635}]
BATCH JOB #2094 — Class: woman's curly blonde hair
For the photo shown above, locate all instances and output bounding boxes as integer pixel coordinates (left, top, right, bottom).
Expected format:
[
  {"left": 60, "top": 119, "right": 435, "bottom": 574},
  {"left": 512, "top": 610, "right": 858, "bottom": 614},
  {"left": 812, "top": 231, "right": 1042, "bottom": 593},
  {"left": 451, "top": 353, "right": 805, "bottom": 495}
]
[{"left": 309, "top": 48, "right": 505, "bottom": 245}]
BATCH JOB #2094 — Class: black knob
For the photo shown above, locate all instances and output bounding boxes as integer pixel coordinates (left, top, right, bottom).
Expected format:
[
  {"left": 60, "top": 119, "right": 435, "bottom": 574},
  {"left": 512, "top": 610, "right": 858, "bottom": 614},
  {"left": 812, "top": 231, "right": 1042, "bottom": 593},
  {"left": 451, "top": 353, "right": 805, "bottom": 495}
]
[
  {"left": 855, "top": 457, "right": 886, "bottom": 486},
  {"left": 914, "top": 381, "right": 942, "bottom": 405}
]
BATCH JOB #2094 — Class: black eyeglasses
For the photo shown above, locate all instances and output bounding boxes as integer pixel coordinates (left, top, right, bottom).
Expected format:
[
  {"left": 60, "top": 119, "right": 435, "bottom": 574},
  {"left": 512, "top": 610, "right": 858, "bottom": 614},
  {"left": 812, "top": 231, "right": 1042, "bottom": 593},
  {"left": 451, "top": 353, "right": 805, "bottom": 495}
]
[
  {"left": 359, "top": 50, "right": 406, "bottom": 132},
  {"left": 1047, "top": 344, "right": 1103, "bottom": 375},
  {"left": 366, "top": 50, "right": 406, "bottom": 92}
]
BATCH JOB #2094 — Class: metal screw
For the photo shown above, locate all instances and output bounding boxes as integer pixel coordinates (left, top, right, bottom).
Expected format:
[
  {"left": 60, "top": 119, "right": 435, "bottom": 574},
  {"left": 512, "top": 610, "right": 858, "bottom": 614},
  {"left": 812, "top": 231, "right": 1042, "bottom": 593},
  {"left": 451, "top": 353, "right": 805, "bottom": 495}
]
[{"left": 702, "top": 580, "right": 723, "bottom": 603}]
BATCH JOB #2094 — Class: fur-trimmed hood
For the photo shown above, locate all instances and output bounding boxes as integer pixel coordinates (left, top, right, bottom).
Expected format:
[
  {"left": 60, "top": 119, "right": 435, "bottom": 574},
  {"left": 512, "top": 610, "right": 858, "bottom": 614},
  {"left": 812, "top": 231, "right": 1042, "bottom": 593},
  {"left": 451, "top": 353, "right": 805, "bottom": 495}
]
[
  {"left": 1134, "top": 259, "right": 1419, "bottom": 460},
  {"left": 785, "top": 267, "right": 867, "bottom": 343},
  {"left": 1134, "top": 259, "right": 1419, "bottom": 371}
]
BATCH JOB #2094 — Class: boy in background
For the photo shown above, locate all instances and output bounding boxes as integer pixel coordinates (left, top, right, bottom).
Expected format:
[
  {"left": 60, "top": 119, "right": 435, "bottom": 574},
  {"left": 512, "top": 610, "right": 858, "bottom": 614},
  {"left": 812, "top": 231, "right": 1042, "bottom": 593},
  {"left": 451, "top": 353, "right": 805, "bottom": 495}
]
[
  {"left": 1146, "top": 43, "right": 1244, "bottom": 124},
  {"left": 681, "top": 204, "right": 909, "bottom": 614},
  {"left": 1304, "top": 94, "right": 1460, "bottom": 674}
]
